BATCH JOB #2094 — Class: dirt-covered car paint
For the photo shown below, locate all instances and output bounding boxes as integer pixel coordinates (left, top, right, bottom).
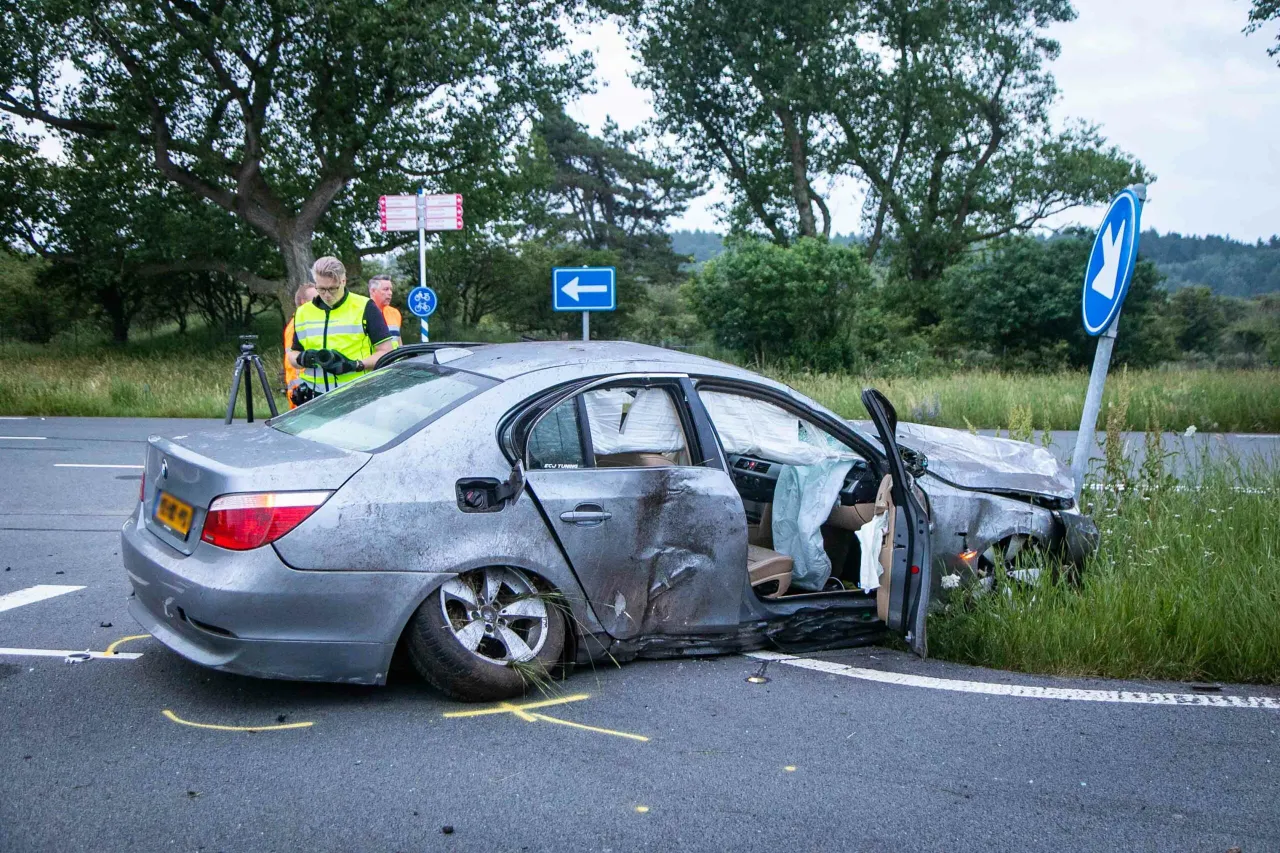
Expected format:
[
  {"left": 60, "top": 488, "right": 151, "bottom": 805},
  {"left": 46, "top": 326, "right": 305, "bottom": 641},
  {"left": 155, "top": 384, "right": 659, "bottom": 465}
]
[{"left": 121, "top": 342, "right": 1091, "bottom": 691}]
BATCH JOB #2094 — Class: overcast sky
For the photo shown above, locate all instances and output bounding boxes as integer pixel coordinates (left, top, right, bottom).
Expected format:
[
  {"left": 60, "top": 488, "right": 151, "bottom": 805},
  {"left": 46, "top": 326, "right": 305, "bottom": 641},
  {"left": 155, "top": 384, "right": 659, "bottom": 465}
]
[{"left": 566, "top": 0, "right": 1280, "bottom": 241}]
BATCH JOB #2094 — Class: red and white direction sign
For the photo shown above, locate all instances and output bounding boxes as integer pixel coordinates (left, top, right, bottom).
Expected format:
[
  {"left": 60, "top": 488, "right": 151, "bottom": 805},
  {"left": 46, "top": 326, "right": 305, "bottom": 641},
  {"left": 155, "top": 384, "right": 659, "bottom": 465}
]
[
  {"left": 422, "top": 193, "right": 463, "bottom": 231},
  {"left": 378, "top": 195, "right": 419, "bottom": 232},
  {"left": 377, "top": 193, "right": 464, "bottom": 232}
]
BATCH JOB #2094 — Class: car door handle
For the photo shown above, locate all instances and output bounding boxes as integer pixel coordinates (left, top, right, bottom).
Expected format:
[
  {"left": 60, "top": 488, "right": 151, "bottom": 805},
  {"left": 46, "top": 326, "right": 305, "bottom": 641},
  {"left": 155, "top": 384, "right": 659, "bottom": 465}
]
[{"left": 560, "top": 505, "right": 611, "bottom": 525}]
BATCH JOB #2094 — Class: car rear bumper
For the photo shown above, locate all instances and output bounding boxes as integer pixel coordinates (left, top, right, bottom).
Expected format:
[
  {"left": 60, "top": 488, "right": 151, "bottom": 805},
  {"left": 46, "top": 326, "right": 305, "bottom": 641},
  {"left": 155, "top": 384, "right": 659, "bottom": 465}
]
[{"left": 121, "top": 508, "right": 448, "bottom": 685}]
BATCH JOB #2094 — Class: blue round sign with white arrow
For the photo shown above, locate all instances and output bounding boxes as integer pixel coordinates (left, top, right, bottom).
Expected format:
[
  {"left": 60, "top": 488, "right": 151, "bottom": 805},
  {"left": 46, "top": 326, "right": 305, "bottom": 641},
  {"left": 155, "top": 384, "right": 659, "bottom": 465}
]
[
  {"left": 1082, "top": 188, "right": 1143, "bottom": 336},
  {"left": 407, "top": 285, "right": 437, "bottom": 318}
]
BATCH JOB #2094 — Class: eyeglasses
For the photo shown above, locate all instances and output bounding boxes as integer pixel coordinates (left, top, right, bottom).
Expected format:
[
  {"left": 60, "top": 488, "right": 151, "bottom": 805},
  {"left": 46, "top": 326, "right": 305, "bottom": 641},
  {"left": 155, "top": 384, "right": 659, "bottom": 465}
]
[{"left": 316, "top": 284, "right": 342, "bottom": 295}]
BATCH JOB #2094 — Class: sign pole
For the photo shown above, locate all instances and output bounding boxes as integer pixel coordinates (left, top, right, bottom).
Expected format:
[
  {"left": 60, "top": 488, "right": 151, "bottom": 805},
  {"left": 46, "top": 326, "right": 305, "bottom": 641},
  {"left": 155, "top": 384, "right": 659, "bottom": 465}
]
[
  {"left": 582, "top": 312, "right": 589, "bottom": 342},
  {"left": 419, "top": 188, "right": 430, "bottom": 340},
  {"left": 1070, "top": 183, "right": 1146, "bottom": 501},
  {"left": 1070, "top": 317, "right": 1118, "bottom": 498},
  {"left": 416, "top": 188, "right": 428, "bottom": 342}
]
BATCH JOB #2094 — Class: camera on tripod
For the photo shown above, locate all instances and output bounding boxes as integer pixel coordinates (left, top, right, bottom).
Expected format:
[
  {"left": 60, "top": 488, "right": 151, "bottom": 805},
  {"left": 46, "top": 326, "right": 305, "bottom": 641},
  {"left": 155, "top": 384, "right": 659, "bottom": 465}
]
[{"left": 225, "top": 333, "right": 278, "bottom": 425}]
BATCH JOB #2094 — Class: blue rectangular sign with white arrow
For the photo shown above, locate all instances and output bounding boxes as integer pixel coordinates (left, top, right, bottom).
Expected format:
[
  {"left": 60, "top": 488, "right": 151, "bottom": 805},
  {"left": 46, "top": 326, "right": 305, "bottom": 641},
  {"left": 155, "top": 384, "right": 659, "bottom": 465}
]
[{"left": 553, "top": 267, "right": 616, "bottom": 312}]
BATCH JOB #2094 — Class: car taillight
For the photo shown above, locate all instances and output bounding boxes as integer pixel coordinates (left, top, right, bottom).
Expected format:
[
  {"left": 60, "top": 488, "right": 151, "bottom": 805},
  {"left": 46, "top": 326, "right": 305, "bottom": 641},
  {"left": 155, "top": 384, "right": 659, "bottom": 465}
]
[
  {"left": 139, "top": 470, "right": 146, "bottom": 504},
  {"left": 200, "top": 491, "right": 331, "bottom": 551}
]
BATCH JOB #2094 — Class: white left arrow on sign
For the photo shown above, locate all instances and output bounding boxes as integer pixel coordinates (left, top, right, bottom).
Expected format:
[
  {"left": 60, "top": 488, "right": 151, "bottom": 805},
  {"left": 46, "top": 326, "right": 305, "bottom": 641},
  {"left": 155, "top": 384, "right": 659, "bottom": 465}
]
[{"left": 560, "top": 276, "right": 608, "bottom": 302}]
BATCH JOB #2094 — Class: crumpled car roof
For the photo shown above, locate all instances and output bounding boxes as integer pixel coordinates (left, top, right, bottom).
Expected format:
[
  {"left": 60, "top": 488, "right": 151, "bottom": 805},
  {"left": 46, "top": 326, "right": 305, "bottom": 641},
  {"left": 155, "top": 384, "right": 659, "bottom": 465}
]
[{"left": 849, "top": 420, "right": 1075, "bottom": 500}]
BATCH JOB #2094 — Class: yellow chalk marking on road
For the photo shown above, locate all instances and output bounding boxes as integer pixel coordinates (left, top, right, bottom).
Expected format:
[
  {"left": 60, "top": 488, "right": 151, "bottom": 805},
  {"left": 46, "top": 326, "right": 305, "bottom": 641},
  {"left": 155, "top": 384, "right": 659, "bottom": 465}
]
[
  {"left": 526, "top": 712, "right": 650, "bottom": 742},
  {"left": 784, "top": 765, "right": 797, "bottom": 772},
  {"left": 635, "top": 806, "right": 650, "bottom": 813},
  {"left": 104, "top": 634, "right": 150, "bottom": 656},
  {"left": 162, "top": 709, "right": 314, "bottom": 732},
  {"left": 443, "top": 693, "right": 649, "bottom": 742},
  {"left": 443, "top": 693, "right": 591, "bottom": 718}
]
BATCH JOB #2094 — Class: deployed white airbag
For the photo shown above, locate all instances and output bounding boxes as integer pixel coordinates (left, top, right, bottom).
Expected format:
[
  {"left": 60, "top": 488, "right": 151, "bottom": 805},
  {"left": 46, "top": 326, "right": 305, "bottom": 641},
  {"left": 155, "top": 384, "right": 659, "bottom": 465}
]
[
  {"left": 772, "top": 458, "right": 854, "bottom": 590},
  {"left": 701, "top": 391, "right": 844, "bottom": 466},
  {"left": 700, "top": 393, "right": 862, "bottom": 590},
  {"left": 585, "top": 388, "right": 685, "bottom": 455}
]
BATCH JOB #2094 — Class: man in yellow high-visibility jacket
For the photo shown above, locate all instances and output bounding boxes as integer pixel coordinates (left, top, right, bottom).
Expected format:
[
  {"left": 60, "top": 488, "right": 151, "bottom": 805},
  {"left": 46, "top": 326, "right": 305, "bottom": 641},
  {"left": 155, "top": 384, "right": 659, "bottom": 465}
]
[
  {"left": 288, "top": 257, "right": 395, "bottom": 402},
  {"left": 368, "top": 274, "right": 402, "bottom": 349},
  {"left": 283, "top": 281, "right": 317, "bottom": 409}
]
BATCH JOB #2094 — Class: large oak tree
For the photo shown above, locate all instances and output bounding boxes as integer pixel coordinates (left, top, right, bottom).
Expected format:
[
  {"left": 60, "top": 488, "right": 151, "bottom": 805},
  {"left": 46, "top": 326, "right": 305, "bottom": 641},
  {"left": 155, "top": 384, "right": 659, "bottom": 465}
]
[{"left": 0, "top": 0, "right": 586, "bottom": 308}]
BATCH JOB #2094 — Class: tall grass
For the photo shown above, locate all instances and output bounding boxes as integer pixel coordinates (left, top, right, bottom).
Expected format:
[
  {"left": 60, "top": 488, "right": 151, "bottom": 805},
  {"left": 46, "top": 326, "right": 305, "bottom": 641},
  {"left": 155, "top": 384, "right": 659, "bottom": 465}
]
[
  {"left": 930, "top": 448, "right": 1280, "bottom": 685},
  {"left": 781, "top": 368, "right": 1280, "bottom": 433},
  {"left": 0, "top": 320, "right": 289, "bottom": 418},
  {"left": 2, "top": 323, "right": 1278, "bottom": 430}
]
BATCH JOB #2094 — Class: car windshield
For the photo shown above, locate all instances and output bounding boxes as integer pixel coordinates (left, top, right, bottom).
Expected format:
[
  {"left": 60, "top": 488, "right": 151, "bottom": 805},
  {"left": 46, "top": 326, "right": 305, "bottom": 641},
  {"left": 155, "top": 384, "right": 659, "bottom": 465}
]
[{"left": 270, "top": 361, "right": 494, "bottom": 452}]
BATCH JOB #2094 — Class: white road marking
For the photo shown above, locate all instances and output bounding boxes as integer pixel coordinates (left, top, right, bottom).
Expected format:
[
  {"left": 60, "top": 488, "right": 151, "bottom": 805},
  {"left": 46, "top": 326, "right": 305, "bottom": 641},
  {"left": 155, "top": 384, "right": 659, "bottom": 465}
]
[
  {"left": 0, "top": 436, "right": 46, "bottom": 440},
  {"left": 0, "top": 416, "right": 28, "bottom": 420},
  {"left": 0, "top": 585, "right": 85, "bottom": 614},
  {"left": 747, "top": 651, "right": 1280, "bottom": 711},
  {"left": 0, "top": 648, "right": 141, "bottom": 660},
  {"left": 53, "top": 464, "right": 144, "bottom": 469}
]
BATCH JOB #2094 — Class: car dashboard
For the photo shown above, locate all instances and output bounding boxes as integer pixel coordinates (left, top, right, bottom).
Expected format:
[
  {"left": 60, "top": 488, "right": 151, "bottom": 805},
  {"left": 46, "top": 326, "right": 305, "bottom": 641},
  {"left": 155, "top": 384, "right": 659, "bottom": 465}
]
[{"left": 727, "top": 454, "right": 881, "bottom": 506}]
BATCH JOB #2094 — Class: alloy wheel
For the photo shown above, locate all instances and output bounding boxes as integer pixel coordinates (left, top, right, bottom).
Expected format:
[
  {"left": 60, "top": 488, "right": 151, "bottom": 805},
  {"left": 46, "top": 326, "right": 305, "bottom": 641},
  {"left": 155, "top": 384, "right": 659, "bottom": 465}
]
[{"left": 438, "top": 567, "right": 549, "bottom": 665}]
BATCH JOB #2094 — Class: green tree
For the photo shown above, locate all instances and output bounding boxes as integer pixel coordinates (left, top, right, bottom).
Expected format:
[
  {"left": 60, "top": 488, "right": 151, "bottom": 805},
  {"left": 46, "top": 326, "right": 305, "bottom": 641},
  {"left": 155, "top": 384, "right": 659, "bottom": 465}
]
[
  {"left": 532, "top": 108, "right": 700, "bottom": 287},
  {"left": 619, "top": 0, "right": 848, "bottom": 242},
  {"left": 0, "top": 0, "right": 586, "bottom": 308},
  {"left": 397, "top": 233, "right": 527, "bottom": 329},
  {"left": 620, "top": 0, "right": 1146, "bottom": 299},
  {"left": 683, "top": 237, "right": 875, "bottom": 369},
  {"left": 0, "top": 250, "right": 63, "bottom": 344},
  {"left": 938, "top": 233, "right": 1172, "bottom": 369},
  {"left": 0, "top": 136, "right": 276, "bottom": 342},
  {"left": 1166, "top": 285, "right": 1227, "bottom": 355},
  {"left": 1247, "top": 0, "right": 1280, "bottom": 62},
  {"left": 494, "top": 242, "right": 647, "bottom": 340}
]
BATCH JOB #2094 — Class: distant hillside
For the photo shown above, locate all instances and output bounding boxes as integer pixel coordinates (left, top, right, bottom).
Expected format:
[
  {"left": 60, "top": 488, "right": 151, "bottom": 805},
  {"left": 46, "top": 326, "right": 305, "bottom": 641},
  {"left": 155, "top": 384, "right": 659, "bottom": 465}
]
[
  {"left": 1138, "top": 230, "right": 1280, "bottom": 298},
  {"left": 670, "top": 229, "right": 725, "bottom": 263},
  {"left": 671, "top": 229, "right": 862, "bottom": 264},
  {"left": 672, "top": 228, "right": 1280, "bottom": 296}
]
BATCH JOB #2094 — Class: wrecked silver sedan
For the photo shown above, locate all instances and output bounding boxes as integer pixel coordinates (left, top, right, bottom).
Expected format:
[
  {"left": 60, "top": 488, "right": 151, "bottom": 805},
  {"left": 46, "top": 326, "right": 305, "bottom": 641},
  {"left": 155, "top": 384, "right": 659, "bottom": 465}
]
[{"left": 121, "top": 342, "right": 1096, "bottom": 701}]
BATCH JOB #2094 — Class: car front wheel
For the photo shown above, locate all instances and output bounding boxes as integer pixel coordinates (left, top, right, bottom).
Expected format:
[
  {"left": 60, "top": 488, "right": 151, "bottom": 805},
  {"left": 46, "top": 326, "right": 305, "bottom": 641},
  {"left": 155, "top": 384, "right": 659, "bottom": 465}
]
[{"left": 406, "top": 566, "right": 566, "bottom": 702}]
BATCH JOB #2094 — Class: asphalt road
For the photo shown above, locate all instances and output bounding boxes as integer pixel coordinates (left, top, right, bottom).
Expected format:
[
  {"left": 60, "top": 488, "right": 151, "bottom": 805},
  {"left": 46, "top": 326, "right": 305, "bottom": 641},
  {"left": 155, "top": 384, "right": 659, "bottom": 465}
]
[{"left": 1, "top": 417, "right": 1278, "bottom": 852}]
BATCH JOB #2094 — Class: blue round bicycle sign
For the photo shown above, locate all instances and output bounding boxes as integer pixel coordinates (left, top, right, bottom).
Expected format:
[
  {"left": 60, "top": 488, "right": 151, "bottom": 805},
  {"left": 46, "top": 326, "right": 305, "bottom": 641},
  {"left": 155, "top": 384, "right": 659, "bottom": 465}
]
[
  {"left": 407, "top": 286, "right": 437, "bottom": 318},
  {"left": 1082, "top": 188, "right": 1143, "bottom": 336}
]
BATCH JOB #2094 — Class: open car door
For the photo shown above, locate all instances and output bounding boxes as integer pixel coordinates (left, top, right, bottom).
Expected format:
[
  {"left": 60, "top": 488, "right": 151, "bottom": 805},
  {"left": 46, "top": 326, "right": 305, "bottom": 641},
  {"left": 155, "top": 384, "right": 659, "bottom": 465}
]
[{"left": 861, "top": 388, "right": 931, "bottom": 656}]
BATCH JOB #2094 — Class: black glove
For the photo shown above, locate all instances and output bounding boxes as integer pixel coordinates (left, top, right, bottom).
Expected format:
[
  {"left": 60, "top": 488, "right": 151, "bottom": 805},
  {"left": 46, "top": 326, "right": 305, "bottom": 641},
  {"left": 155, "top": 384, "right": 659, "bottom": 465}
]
[
  {"left": 298, "top": 348, "right": 329, "bottom": 369},
  {"left": 288, "top": 382, "right": 316, "bottom": 407},
  {"left": 319, "top": 351, "right": 361, "bottom": 376}
]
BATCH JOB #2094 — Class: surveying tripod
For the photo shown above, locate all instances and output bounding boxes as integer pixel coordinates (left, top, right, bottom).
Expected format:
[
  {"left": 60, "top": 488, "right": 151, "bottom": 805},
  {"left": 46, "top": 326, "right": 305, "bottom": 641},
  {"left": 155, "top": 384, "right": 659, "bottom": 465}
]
[{"left": 224, "top": 335, "right": 279, "bottom": 425}]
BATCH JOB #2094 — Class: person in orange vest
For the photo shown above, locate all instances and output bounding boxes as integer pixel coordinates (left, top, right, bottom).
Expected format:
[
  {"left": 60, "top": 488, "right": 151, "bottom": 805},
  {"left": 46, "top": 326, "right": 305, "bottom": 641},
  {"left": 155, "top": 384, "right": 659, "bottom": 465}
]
[
  {"left": 368, "top": 274, "right": 401, "bottom": 349},
  {"left": 283, "top": 281, "right": 317, "bottom": 409}
]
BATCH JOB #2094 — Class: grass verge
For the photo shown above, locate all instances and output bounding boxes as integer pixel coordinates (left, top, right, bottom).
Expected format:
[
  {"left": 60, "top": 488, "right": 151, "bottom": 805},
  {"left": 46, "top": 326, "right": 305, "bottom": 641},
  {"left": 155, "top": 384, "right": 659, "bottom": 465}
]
[
  {"left": 4, "top": 331, "right": 1279, "bottom": 430},
  {"left": 930, "top": 449, "right": 1280, "bottom": 685},
  {"left": 781, "top": 368, "right": 1280, "bottom": 433}
]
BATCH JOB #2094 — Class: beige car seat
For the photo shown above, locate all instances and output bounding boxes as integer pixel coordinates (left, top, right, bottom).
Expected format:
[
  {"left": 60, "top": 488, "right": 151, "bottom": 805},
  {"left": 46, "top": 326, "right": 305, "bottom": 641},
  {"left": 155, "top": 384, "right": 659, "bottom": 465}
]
[
  {"left": 747, "top": 544, "right": 793, "bottom": 598},
  {"left": 747, "top": 502, "right": 774, "bottom": 547}
]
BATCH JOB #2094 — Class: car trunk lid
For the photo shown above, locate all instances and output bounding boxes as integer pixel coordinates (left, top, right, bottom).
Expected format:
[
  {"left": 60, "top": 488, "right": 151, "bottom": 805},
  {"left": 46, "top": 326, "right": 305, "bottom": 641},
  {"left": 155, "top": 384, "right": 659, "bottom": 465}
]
[{"left": 141, "top": 425, "right": 371, "bottom": 555}]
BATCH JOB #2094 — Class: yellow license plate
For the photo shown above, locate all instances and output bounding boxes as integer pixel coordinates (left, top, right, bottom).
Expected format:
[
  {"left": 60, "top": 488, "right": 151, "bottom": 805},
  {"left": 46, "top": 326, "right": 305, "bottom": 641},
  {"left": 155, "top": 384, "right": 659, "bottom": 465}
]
[{"left": 154, "top": 491, "right": 194, "bottom": 537}]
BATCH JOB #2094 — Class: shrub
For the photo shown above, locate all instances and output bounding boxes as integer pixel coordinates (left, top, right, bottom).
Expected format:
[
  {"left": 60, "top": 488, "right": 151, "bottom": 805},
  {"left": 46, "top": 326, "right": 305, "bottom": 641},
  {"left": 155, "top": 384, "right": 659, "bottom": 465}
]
[{"left": 683, "top": 237, "right": 875, "bottom": 370}]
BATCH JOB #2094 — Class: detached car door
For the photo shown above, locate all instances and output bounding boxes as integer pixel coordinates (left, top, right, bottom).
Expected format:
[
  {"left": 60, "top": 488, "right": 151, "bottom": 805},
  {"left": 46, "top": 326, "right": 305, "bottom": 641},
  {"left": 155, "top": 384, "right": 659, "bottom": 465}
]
[
  {"left": 861, "top": 388, "right": 932, "bottom": 656},
  {"left": 519, "top": 376, "right": 747, "bottom": 640}
]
